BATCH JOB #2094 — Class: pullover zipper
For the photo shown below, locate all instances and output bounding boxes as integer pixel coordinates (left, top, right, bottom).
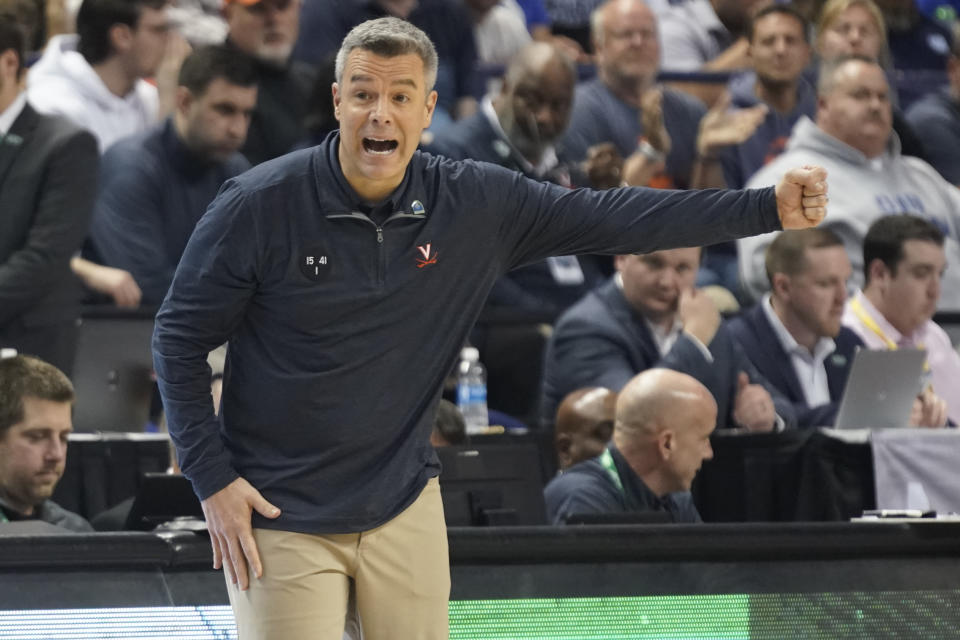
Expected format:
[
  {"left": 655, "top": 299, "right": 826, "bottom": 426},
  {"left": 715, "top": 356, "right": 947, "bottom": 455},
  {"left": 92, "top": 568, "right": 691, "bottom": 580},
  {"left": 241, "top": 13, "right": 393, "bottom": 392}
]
[{"left": 326, "top": 211, "right": 424, "bottom": 286}]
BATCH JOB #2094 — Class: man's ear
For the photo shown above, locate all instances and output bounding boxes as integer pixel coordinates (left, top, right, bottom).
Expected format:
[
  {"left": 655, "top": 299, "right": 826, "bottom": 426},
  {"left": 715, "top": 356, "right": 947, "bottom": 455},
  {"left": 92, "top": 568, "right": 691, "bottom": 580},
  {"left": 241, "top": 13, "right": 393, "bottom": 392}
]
[
  {"left": 422, "top": 89, "right": 438, "bottom": 129},
  {"left": 174, "top": 86, "right": 193, "bottom": 117},
  {"left": 816, "top": 95, "right": 829, "bottom": 120},
  {"left": 332, "top": 82, "right": 341, "bottom": 121},
  {"left": 0, "top": 49, "right": 18, "bottom": 82},
  {"left": 108, "top": 22, "right": 133, "bottom": 55},
  {"left": 867, "top": 258, "right": 889, "bottom": 288},
  {"left": 658, "top": 429, "right": 674, "bottom": 461},
  {"left": 556, "top": 433, "right": 572, "bottom": 468},
  {"left": 771, "top": 272, "right": 791, "bottom": 300}
]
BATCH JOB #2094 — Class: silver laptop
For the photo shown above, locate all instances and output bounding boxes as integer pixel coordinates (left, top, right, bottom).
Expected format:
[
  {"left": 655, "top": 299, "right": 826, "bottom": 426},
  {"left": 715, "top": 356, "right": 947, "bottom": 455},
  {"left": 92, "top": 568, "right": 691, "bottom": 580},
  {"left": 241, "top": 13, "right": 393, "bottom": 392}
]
[{"left": 834, "top": 348, "right": 927, "bottom": 430}]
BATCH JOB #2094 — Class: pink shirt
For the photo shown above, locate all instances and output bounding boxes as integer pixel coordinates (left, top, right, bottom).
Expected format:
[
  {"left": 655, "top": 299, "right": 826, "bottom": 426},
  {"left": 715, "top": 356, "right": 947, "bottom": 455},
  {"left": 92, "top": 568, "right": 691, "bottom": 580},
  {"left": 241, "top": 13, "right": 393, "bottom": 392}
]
[{"left": 843, "top": 290, "right": 960, "bottom": 425}]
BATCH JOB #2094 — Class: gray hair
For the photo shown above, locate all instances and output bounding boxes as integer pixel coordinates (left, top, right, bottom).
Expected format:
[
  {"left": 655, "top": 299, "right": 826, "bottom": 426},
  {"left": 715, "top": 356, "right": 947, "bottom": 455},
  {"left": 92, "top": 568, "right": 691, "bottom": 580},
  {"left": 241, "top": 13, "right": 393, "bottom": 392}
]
[
  {"left": 334, "top": 17, "right": 439, "bottom": 91},
  {"left": 590, "top": 4, "right": 607, "bottom": 48},
  {"left": 590, "top": 0, "right": 649, "bottom": 48},
  {"left": 817, "top": 53, "right": 881, "bottom": 97}
]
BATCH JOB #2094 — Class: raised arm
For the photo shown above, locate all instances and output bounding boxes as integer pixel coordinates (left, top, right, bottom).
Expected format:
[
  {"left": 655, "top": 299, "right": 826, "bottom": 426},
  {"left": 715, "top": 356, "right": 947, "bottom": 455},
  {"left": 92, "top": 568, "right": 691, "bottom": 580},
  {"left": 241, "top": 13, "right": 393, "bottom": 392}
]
[{"left": 486, "top": 160, "right": 827, "bottom": 270}]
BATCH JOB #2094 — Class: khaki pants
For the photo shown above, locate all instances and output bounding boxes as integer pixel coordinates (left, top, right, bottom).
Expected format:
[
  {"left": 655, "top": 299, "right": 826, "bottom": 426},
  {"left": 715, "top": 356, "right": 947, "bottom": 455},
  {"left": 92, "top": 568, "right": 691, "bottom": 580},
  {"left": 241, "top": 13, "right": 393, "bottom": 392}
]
[{"left": 226, "top": 477, "right": 450, "bottom": 640}]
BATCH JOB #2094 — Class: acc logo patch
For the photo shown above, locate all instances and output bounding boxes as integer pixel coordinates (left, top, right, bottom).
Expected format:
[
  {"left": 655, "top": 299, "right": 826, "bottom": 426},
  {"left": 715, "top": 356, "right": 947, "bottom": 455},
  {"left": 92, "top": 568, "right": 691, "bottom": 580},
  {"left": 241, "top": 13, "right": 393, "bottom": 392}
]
[{"left": 300, "top": 249, "right": 332, "bottom": 282}]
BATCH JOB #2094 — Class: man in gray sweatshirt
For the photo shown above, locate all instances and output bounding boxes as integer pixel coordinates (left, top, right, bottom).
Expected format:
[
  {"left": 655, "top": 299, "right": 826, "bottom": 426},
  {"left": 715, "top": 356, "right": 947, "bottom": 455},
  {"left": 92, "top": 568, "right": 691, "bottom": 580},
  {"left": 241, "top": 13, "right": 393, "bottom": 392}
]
[{"left": 739, "top": 55, "right": 960, "bottom": 310}]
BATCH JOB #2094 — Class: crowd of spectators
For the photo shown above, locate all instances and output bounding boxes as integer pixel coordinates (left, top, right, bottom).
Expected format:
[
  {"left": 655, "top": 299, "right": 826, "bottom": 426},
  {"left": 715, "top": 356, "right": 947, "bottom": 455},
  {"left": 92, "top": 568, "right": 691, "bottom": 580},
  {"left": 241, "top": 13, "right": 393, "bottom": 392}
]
[{"left": 1, "top": 0, "right": 959, "bottom": 531}]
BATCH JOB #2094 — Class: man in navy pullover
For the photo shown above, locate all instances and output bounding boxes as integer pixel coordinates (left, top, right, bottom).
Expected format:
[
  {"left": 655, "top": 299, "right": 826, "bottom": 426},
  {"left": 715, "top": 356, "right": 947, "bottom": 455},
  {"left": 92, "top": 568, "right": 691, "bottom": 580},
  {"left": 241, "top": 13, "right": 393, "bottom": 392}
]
[
  {"left": 88, "top": 45, "right": 256, "bottom": 305},
  {"left": 153, "top": 17, "right": 829, "bottom": 640}
]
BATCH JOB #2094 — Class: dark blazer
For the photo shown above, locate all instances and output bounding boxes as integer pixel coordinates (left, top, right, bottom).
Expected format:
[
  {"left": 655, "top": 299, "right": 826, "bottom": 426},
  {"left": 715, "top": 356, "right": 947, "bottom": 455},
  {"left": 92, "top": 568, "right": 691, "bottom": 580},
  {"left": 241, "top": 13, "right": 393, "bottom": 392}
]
[
  {"left": 541, "top": 278, "right": 797, "bottom": 428},
  {"left": 428, "top": 111, "right": 570, "bottom": 183},
  {"left": 426, "top": 111, "right": 508, "bottom": 167},
  {"left": 0, "top": 102, "right": 99, "bottom": 350},
  {"left": 726, "top": 303, "right": 863, "bottom": 428}
]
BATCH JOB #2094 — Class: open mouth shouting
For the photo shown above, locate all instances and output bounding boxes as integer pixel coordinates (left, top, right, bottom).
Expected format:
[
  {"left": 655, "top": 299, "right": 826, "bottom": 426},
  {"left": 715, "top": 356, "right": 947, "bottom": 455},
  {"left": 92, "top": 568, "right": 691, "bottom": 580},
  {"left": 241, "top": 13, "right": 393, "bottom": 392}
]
[{"left": 363, "top": 137, "right": 399, "bottom": 155}]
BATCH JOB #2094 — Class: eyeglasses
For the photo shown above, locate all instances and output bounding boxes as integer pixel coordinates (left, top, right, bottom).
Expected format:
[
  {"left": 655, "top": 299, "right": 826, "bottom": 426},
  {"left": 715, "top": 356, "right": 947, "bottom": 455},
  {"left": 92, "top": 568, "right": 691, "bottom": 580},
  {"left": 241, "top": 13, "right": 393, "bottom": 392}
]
[{"left": 607, "top": 27, "right": 657, "bottom": 43}]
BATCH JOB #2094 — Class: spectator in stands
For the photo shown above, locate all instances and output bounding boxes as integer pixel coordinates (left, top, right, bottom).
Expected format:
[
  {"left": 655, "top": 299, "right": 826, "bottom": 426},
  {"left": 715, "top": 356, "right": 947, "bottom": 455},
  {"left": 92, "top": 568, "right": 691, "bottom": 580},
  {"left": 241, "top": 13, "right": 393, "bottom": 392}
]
[
  {"left": 430, "top": 399, "right": 466, "bottom": 447},
  {"left": 874, "top": 0, "right": 952, "bottom": 103},
  {"left": 0, "top": 14, "right": 99, "bottom": 376},
  {"left": 726, "top": 229, "right": 863, "bottom": 427},
  {"left": 290, "top": 0, "right": 479, "bottom": 134},
  {"left": 428, "top": 43, "right": 605, "bottom": 319},
  {"left": 739, "top": 56, "right": 960, "bottom": 308},
  {"left": 695, "top": 4, "right": 814, "bottom": 298},
  {"left": 428, "top": 43, "right": 570, "bottom": 178},
  {"left": 554, "top": 386, "right": 616, "bottom": 470},
  {"left": 905, "top": 21, "right": 960, "bottom": 185},
  {"left": 27, "top": 0, "right": 176, "bottom": 310},
  {"left": 541, "top": 247, "right": 796, "bottom": 431},
  {"left": 27, "top": 0, "right": 169, "bottom": 152},
  {"left": 544, "top": 368, "right": 715, "bottom": 524},
  {"left": 561, "top": 0, "right": 706, "bottom": 190},
  {"left": 814, "top": 0, "right": 927, "bottom": 158},
  {"left": 87, "top": 45, "right": 256, "bottom": 306},
  {"left": 0, "top": 354, "right": 92, "bottom": 532},
  {"left": 734, "top": 227, "right": 947, "bottom": 427},
  {"left": 466, "top": 0, "right": 531, "bottom": 68},
  {"left": 542, "top": 0, "right": 609, "bottom": 53},
  {"left": 166, "top": 0, "right": 228, "bottom": 47},
  {"left": 563, "top": 0, "right": 770, "bottom": 210},
  {"left": 721, "top": 4, "right": 814, "bottom": 189},
  {"left": 657, "top": 0, "right": 771, "bottom": 105},
  {"left": 815, "top": 0, "right": 887, "bottom": 61},
  {"left": 222, "top": 0, "right": 314, "bottom": 164},
  {"left": 517, "top": 0, "right": 587, "bottom": 62},
  {"left": 842, "top": 215, "right": 958, "bottom": 425},
  {"left": 0, "top": 0, "right": 41, "bottom": 55}
]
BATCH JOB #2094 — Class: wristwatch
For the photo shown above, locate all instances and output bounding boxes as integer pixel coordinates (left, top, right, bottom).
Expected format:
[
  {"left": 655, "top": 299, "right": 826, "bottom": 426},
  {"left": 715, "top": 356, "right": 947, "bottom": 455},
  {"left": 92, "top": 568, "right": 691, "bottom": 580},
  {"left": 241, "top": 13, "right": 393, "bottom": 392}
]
[{"left": 636, "top": 137, "right": 666, "bottom": 163}]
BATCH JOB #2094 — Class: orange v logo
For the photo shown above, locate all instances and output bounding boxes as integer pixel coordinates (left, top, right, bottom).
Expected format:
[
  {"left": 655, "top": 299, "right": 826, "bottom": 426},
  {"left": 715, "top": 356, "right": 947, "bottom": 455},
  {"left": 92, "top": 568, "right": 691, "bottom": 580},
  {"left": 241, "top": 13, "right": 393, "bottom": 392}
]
[{"left": 416, "top": 243, "right": 438, "bottom": 268}]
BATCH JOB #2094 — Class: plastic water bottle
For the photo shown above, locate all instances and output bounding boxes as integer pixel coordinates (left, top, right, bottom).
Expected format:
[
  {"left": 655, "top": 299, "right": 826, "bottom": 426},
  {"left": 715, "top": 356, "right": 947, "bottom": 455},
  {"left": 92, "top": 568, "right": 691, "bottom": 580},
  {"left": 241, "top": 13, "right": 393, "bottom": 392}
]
[{"left": 456, "top": 347, "right": 489, "bottom": 435}]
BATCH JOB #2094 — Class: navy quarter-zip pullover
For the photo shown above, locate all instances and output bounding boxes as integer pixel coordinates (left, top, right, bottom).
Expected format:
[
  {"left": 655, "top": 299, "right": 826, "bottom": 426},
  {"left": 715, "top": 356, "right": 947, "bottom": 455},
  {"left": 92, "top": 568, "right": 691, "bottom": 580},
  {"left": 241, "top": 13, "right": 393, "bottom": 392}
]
[{"left": 153, "top": 132, "right": 781, "bottom": 534}]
